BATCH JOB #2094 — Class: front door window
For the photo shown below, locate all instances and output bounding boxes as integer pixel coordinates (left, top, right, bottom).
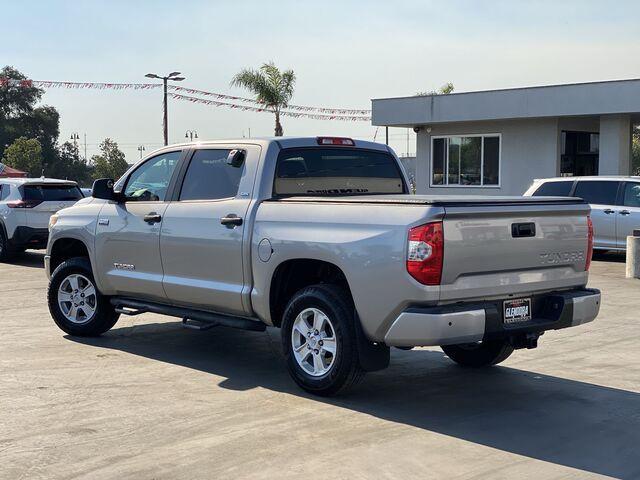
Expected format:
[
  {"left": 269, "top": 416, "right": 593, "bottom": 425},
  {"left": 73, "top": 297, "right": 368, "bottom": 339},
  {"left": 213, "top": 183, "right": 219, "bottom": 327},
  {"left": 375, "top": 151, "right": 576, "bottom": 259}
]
[{"left": 124, "top": 151, "right": 181, "bottom": 202}]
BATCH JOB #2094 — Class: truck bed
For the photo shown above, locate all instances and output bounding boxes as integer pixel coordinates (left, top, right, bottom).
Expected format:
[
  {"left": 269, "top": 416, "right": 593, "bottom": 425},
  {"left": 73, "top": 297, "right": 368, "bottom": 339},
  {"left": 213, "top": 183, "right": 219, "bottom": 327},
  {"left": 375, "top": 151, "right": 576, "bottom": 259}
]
[{"left": 273, "top": 194, "right": 586, "bottom": 206}]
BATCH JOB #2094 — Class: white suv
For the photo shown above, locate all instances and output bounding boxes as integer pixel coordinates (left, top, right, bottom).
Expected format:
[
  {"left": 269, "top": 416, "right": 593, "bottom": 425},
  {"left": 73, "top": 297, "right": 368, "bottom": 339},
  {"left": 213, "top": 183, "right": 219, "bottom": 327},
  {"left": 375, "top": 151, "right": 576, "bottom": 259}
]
[
  {"left": 524, "top": 176, "right": 640, "bottom": 252},
  {"left": 0, "top": 178, "right": 83, "bottom": 260}
]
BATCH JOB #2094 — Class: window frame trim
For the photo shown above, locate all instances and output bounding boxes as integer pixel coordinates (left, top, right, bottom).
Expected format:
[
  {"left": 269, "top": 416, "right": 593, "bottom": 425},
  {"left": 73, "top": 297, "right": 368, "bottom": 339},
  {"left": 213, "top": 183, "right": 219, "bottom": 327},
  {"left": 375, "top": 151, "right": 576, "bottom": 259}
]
[{"left": 430, "top": 133, "right": 502, "bottom": 188}]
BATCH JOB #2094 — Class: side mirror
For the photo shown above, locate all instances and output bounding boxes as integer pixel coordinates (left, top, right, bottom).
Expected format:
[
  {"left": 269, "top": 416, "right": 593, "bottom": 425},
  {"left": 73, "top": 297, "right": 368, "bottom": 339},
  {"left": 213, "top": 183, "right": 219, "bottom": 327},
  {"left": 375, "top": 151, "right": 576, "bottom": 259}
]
[
  {"left": 227, "top": 149, "right": 245, "bottom": 168},
  {"left": 92, "top": 178, "right": 116, "bottom": 201}
]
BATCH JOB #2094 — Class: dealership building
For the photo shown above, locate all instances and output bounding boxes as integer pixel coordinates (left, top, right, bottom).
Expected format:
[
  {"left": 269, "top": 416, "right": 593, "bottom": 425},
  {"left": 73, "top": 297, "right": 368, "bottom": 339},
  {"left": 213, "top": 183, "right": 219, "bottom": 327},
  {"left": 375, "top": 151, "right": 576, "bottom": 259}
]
[{"left": 372, "top": 79, "right": 640, "bottom": 195}]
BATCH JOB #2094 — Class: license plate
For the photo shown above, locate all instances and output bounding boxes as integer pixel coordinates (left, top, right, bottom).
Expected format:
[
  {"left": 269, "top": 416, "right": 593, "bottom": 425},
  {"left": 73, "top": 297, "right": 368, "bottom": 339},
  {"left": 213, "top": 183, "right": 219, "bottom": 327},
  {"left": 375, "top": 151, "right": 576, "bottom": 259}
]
[{"left": 503, "top": 298, "right": 532, "bottom": 324}]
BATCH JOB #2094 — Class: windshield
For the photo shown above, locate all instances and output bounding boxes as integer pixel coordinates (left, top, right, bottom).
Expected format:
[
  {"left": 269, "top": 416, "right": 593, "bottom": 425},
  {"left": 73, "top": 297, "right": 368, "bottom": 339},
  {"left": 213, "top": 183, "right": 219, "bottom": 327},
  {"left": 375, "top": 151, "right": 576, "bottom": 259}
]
[
  {"left": 23, "top": 184, "right": 83, "bottom": 202},
  {"left": 274, "top": 147, "right": 406, "bottom": 196}
]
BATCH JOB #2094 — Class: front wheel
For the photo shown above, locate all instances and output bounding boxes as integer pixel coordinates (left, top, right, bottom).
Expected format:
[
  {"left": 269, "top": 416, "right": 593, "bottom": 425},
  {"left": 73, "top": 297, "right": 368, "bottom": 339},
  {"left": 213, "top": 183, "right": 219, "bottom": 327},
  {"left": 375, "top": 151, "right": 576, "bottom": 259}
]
[
  {"left": 48, "top": 257, "right": 120, "bottom": 336},
  {"left": 281, "top": 284, "right": 364, "bottom": 396},
  {"left": 442, "top": 339, "right": 514, "bottom": 367},
  {"left": 0, "top": 229, "right": 14, "bottom": 262}
]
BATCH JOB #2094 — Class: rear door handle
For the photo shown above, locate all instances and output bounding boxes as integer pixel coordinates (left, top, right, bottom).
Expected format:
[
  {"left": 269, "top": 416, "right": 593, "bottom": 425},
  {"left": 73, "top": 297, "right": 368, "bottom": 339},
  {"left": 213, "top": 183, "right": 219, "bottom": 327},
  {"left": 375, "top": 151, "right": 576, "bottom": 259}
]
[
  {"left": 620, "top": 210, "right": 631, "bottom": 215},
  {"left": 603, "top": 209, "right": 615, "bottom": 214},
  {"left": 221, "top": 214, "right": 243, "bottom": 228},
  {"left": 143, "top": 212, "right": 162, "bottom": 224}
]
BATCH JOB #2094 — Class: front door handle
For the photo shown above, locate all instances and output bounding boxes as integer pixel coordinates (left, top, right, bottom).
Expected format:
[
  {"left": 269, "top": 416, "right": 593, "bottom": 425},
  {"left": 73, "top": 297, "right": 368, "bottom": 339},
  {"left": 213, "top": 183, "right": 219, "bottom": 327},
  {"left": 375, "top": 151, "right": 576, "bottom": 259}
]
[
  {"left": 620, "top": 210, "right": 631, "bottom": 215},
  {"left": 604, "top": 209, "right": 615, "bottom": 214},
  {"left": 144, "top": 212, "right": 162, "bottom": 224},
  {"left": 221, "top": 214, "right": 243, "bottom": 228}
]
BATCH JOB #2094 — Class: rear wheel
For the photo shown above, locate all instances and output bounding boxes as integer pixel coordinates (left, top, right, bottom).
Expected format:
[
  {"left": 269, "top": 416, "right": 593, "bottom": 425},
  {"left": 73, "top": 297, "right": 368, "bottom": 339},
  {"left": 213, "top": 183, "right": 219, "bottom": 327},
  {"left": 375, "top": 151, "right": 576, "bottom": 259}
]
[
  {"left": 281, "top": 284, "right": 364, "bottom": 396},
  {"left": 442, "top": 339, "right": 514, "bottom": 367},
  {"left": 48, "top": 257, "right": 119, "bottom": 336}
]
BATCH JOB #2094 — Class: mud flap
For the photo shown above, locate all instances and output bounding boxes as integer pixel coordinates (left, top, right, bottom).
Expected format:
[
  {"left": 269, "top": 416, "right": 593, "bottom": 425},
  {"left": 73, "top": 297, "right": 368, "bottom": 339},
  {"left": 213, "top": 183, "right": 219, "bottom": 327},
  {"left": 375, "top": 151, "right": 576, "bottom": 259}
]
[{"left": 354, "top": 312, "right": 390, "bottom": 372}]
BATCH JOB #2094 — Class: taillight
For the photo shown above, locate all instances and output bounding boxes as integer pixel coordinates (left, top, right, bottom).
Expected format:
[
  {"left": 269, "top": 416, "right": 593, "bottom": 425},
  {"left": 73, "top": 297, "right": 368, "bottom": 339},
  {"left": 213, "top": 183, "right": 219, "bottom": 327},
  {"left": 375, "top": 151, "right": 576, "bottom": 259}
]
[
  {"left": 316, "top": 136, "right": 355, "bottom": 146},
  {"left": 7, "top": 199, "right": 42, "bottom": 208},
  {"left": 407, "top": 221, "right": 443, "bottom": 285},
  {"left": 585, "top": 216, "right": 594, "bottom": 271}
]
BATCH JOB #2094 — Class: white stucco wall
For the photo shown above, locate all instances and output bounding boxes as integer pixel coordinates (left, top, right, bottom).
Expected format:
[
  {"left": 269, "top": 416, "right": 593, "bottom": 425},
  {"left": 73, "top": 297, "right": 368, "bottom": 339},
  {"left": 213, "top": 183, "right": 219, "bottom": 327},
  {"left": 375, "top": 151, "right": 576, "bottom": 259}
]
[
  {"left": 599, "top": 114, "right": 632, "bottom": 175},
  {"left": 415, "top": 118, "right": 560, "bottom": 196}
]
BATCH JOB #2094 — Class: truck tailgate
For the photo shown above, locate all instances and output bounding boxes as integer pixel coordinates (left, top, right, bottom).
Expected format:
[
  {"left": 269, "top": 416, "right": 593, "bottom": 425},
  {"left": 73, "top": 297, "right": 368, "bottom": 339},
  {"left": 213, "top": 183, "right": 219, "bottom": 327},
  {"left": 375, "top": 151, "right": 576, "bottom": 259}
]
[{"left": 440, "top": 200, "right": 590, "bottom": 302}]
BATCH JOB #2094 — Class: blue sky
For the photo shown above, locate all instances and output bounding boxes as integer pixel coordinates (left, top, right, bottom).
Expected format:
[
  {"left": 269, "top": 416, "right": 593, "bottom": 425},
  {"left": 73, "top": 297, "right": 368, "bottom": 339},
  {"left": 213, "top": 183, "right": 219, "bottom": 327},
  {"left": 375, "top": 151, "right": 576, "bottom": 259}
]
[{"left": 2, "top": 0, "right": 639, "bottom": 161}]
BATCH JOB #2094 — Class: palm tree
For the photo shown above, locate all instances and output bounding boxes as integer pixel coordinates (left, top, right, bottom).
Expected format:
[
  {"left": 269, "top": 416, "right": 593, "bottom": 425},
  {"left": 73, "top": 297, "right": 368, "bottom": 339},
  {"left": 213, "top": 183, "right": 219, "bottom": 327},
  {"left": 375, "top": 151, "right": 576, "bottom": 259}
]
[{"left": 231, "top": 62, "right": 296, "bottom": 137}]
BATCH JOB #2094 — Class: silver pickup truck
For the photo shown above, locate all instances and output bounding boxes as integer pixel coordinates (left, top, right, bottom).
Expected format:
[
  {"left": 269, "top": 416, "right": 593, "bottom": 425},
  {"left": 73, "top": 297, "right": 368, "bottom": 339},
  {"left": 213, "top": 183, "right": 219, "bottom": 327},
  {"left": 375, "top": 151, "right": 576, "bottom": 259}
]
[{"left": 45, "top": 137, "right": 600, "bottom": 395}]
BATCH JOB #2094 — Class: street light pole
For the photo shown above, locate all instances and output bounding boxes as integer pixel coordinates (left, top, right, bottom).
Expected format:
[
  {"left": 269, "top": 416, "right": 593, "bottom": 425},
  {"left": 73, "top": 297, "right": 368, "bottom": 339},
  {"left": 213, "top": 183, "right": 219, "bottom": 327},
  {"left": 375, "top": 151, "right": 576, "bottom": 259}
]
[
  {"left": 185, "top": 130, "right": 198, "bottom": 141},
  {"left": 163, "top": 78, "right": 168, "bottom": 146},
  {"left": 145, "top": 71, "right": 185, "bottom": 146},
  {"left": 70, "top": 133, "right": 80, "bottom": 159},
  {"left": 137, "top": 145, "right": 146, "bottom": 159}
]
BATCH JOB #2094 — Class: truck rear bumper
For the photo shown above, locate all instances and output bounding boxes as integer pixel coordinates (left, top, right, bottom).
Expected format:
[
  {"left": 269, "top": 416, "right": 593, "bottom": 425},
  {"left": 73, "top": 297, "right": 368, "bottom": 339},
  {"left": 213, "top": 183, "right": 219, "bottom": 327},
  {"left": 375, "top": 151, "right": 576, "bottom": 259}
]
[{"left": 383, "top": 288, "right": 601, "bottom": 347}]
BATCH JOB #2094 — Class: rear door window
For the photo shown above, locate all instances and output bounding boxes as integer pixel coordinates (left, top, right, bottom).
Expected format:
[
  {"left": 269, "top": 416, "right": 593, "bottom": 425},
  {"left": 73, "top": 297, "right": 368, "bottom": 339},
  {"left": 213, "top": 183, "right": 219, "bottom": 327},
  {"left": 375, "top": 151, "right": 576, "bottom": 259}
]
[
  {"left": 573, "top": 181, "right": 619, "bottom": 205},
  {"left": 532, "top": 180, "right": 574, "bottom": 197},
  {"left": 23, "top": 184, "right": 83, "bottom": 202},
  {"left": 179, "top": 149, "right": 244, "bottom": 201},
  {"left": 274, "top": 148, "right": 406, "bottom": 196}
]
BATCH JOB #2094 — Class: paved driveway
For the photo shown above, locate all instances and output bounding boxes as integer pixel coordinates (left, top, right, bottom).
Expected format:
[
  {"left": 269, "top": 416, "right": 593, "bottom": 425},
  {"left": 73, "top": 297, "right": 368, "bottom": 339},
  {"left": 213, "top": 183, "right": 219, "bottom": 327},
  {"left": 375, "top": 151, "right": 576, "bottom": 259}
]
[{"left": 1, "top": 252, "right": 638, "bottom": 479}]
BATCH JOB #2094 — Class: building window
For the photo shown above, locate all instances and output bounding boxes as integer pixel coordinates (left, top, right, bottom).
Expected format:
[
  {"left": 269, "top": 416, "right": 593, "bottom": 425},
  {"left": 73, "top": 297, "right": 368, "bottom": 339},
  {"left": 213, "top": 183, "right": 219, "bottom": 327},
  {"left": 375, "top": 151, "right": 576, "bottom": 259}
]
[
  {"left": 431, "top": 134, "right": 500, "bottom": 187},
  {"left": 560, "top": 131, "right": 599, "bottom": 177}
]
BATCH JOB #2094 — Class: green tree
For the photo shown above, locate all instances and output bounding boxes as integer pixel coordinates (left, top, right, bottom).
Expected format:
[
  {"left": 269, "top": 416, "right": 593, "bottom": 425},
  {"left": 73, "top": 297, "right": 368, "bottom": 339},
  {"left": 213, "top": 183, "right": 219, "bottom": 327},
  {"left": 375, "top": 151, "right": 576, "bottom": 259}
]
[
  {"left": 2, "top": 136, "right": 42, "bottom": 176},
  {"left": 50, "top": 141, "right": 93, "bottom": 186},
  {"left": 91, "top": 138, "right": 128, "bottom": 181},
  {"left": 0, "top": 66, "right": 58, "bottom": 165},
  {"left": 231, "top": 62, "right": 296, "bottom": 136},
  {"left": 416, "top": 82, "right": 455, "bottom": 96}
]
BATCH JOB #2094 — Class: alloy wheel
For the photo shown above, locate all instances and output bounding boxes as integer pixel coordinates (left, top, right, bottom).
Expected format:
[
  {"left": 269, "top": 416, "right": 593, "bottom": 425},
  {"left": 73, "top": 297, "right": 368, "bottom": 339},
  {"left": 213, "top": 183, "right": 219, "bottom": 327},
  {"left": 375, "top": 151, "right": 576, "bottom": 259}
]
[
  {"left": 57, "top": 273, "right": 97, "bottom": 324},
  {"left": 291, "top": 307, "right": 338, "bottom": 376}
]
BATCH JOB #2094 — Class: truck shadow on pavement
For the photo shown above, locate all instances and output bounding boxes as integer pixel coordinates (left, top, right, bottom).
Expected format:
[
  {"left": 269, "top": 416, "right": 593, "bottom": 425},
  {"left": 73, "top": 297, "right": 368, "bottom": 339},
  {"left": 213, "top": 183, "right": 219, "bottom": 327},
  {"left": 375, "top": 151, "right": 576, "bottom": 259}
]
[
  {"left": 68, "top": 321, "right": 639, "bottom": 479},
  {"left": 10, "top": 250, "right": 45, "bottom": 269}
]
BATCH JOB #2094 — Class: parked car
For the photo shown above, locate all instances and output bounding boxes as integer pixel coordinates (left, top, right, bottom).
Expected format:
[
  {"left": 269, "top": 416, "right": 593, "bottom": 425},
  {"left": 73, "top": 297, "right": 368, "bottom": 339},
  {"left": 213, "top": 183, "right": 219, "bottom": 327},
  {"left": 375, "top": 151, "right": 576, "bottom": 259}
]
[
  {"left": 81, "top": 187, "right": 92, "bottom": 197},
  {"left": 524, "top": 176, "right": 640, "bottom": 252},
  {"left": 45, "top": 138, "right": 600, "bottom": 395},
  {"left": 0, "top": 178, "right": 83, "bottom": 261}
]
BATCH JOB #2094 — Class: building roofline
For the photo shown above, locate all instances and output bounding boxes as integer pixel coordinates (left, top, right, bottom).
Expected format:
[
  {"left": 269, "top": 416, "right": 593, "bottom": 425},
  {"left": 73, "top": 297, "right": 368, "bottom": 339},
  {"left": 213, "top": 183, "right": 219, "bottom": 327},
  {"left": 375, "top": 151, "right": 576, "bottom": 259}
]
[
  {"left": 371, "top": 78, "right": 640, "bottom": 126},
  {"left": 371, "top": 77, "right": 640, "bottom": 102}
]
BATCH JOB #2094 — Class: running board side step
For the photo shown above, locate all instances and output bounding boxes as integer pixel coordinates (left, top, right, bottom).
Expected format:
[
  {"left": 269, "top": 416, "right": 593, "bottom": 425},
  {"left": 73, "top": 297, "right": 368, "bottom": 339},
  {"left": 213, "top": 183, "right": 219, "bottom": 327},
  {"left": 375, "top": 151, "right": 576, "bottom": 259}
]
[{"left": 110, "top": 297, "right": 266, "bottom": 332}]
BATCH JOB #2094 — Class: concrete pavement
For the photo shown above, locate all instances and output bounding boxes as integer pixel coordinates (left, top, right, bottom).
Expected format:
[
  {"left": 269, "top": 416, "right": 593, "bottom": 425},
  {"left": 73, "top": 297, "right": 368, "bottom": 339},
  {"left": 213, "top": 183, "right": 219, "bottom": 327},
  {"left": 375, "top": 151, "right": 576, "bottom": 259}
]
[{"left": 1, "top": 251, "right": 638, "bottom": 479}]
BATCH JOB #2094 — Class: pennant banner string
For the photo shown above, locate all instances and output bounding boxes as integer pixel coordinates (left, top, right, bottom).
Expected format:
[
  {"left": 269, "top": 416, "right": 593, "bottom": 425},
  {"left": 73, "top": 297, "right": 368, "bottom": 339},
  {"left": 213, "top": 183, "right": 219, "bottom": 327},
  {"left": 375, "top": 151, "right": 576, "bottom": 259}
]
[
  {"left": 0, "top": 78, "right": 371, "bottom": 115},
  {"left": 167, "top": 85, "right": 371, "bottom": 114},
  {"left": 169, "top": 92, "right": 371, "bottom": 122}
]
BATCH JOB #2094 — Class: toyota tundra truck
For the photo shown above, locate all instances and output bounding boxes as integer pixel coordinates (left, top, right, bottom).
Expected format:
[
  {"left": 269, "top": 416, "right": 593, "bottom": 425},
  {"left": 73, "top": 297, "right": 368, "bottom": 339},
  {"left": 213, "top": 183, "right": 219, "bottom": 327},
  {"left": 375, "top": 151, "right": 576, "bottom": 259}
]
[{"left": 45, "top": 137, "right": 600, "bottom": 395}]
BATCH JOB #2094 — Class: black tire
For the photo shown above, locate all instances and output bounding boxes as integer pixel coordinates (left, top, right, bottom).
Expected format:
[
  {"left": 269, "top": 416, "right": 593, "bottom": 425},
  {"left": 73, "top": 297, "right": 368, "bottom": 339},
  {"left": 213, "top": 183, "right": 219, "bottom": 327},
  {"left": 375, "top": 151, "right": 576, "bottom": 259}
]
[
  {"left": 281, "top": 284, "right": 365, "bottom": 396},
  {"left": 0, "top": 229, "right": 14, "bottom": 262},
  {"left": 442, "top": 339, "right": 514, "bottom": 367},
  {"left": 48, "top": 257, "right": 119, "bottom": 336}
]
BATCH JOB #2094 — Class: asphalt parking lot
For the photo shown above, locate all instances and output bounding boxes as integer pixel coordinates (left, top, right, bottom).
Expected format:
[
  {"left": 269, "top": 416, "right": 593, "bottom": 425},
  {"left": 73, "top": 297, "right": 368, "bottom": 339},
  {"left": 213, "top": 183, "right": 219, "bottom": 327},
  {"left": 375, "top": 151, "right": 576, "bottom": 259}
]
[{"left": 1, "top": 252, "right": 639, "bottom": 480}]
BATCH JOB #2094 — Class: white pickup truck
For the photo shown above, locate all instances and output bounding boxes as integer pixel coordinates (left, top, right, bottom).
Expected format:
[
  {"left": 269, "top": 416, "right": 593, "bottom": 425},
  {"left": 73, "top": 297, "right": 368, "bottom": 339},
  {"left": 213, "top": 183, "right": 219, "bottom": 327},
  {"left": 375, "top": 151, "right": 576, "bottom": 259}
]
[{"left": 46, "top": 137, "right": 600, "bottom": 395}]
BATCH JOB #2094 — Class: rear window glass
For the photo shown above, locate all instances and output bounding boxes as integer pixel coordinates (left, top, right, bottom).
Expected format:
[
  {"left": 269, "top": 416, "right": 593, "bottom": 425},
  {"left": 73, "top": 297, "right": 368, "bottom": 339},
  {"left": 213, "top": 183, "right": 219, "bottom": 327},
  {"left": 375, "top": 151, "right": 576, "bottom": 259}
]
[
  {"left": 274, "top": 148, "right": 405, "bottom": 196},
  {"left": 532, "top": 181, "right": 574, "bottom": 197},
  {"left": 23, "top": 185, "right": 83, "bottom": 201},
  {"left": 573, "top": 181, "right": 619, "bottom": 205}
]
